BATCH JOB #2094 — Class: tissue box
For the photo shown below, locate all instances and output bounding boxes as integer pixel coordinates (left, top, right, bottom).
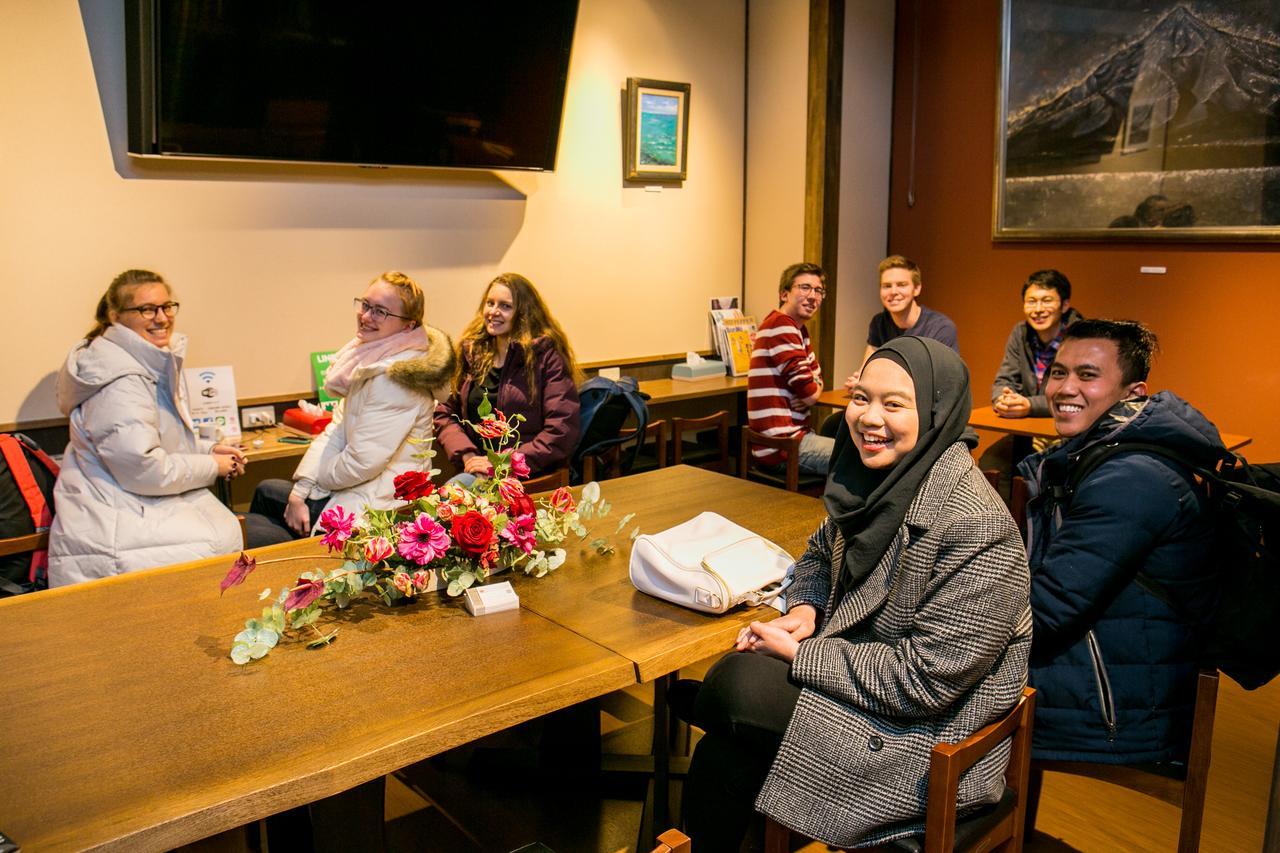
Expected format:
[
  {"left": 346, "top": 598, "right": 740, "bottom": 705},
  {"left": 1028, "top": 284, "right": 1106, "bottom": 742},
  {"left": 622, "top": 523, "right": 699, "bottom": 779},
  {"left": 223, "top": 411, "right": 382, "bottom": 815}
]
[
  {"left": 283, "top": 407, "right": 333, "bottom": 434},
  {"left": 672, "top": 360, "right": 727, "bottom": 381}
]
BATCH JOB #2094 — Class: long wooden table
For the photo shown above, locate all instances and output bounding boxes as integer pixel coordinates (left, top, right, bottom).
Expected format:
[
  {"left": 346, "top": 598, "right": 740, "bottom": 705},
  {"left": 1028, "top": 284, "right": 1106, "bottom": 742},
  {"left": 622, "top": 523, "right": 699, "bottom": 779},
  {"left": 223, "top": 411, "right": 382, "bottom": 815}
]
[
  {"left": 816, "top": 390, "right": 1253, "bottom": 452},
  {"left": 0, "top": 538, "right": 635, "bottom": 852}
]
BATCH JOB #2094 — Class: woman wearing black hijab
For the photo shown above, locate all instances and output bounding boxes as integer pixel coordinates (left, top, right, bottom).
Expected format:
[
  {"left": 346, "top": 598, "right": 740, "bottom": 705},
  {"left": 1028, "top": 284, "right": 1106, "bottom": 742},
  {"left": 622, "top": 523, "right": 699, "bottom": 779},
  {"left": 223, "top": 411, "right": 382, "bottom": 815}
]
[{"left": 680, "top": 337, "right": 1031, "bottom": 850}]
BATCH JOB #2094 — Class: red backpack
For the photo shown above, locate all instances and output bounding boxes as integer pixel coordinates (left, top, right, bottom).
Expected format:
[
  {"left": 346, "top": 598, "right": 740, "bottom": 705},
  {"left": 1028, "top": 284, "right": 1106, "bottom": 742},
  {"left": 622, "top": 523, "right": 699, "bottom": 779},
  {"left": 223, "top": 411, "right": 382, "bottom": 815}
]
[{"left": 0, "top": 433, "right": 59, "bottom": 596}]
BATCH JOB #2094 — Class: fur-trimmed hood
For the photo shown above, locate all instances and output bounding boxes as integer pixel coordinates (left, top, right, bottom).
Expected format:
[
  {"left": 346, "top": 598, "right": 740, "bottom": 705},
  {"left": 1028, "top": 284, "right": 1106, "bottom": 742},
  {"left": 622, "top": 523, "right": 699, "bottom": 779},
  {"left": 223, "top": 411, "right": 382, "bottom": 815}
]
[{"left": 384, "top": 324, "right": 456, "bottom": 400}]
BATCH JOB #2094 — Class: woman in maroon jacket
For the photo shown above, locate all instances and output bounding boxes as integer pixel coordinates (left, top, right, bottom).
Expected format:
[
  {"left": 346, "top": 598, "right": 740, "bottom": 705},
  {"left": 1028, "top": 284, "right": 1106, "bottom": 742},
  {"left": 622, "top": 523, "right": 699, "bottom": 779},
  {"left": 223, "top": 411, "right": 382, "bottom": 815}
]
[{"left": 435, "top": 273, "right": 582, "bottom": 480}]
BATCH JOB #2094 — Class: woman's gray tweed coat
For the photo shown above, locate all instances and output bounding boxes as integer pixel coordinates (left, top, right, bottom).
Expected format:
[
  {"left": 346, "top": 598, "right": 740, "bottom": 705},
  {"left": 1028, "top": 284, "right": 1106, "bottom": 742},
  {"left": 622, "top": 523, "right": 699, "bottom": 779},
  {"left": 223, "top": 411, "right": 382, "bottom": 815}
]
[{"left": 756, "top": 442, "right": 1032, "bottom": 848}]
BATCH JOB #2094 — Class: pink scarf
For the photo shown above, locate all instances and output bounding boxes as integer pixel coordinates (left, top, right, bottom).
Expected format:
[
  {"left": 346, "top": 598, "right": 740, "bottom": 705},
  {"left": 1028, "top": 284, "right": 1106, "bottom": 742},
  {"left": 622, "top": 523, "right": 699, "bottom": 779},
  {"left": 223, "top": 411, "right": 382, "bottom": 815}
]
[{"left": 324, "top": 326, "right": 430, "bottom": 398}]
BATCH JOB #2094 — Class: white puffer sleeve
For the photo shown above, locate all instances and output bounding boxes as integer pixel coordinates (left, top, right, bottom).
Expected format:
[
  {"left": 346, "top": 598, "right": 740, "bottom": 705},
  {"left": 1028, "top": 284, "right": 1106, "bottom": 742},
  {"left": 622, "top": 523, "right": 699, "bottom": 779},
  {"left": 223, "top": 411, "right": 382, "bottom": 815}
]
[
  {"left": 314, "top": 373, "right": 427, "bottom": 493},
  {"left": 85, "top": 375, "right": 219, "bottom": 495}
]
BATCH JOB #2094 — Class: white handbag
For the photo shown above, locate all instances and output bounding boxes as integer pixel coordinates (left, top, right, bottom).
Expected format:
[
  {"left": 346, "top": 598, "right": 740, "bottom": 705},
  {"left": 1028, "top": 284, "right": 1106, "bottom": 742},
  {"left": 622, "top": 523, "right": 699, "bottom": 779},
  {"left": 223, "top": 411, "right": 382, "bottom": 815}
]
[{"left": 629, "top": 511, "right": 795, "bottom": 614}]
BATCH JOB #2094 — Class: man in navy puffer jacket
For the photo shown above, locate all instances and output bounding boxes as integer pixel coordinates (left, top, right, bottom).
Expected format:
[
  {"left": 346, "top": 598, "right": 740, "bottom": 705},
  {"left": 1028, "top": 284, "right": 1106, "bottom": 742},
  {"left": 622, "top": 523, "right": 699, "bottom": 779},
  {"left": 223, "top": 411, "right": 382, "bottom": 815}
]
[{"left": 1018, "top": 319, "right": 1224, "bottom": 764}]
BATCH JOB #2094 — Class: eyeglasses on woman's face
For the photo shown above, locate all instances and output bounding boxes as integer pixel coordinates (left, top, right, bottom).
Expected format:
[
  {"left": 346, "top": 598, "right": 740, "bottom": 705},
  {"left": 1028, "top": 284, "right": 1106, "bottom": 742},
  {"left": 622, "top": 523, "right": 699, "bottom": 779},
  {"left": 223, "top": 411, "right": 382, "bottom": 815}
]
[
  {"left": 119, "top": 302, "right": 180, "bottom": 320},
  {"left": 353, "top": 297, "right": 410, "bottom": 323}
]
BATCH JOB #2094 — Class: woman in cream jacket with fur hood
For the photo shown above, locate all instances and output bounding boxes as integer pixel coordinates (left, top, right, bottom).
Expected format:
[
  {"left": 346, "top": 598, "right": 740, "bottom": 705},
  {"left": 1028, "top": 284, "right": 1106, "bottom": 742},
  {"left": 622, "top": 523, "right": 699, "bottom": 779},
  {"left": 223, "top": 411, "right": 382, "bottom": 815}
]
[{"left": 246, "top": 272, "right": 455, "bottom": 545}]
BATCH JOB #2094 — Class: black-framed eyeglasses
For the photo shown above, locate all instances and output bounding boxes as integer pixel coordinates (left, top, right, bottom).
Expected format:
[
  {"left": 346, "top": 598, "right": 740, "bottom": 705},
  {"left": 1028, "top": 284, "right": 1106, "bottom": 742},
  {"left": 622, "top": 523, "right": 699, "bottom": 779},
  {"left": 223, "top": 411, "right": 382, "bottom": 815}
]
[
  {"left": 353, "top": 297, "right": 410, "bottom": 322},
  {"left": 120, "top": 302, "right": 180, "bottom": 320},
  {"left": 794, "top": 283, "right": 827, "bottom": 298}
]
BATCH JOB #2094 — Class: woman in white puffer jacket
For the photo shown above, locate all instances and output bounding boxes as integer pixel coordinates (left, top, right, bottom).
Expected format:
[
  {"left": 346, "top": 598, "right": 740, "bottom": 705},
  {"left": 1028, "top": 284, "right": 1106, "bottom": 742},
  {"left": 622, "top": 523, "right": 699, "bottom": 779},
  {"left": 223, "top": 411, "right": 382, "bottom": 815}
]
[
  {"left": 48, "top": 269, "right": 246, "bottom": 587},
  {"left": 244, "top": 271, "right": 455, "bottom": 546}
]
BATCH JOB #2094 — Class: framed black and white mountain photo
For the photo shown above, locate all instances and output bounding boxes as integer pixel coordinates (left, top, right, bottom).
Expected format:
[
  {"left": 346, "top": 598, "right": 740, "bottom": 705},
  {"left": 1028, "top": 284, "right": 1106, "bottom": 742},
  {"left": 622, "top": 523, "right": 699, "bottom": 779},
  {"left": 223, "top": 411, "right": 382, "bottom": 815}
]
[{"left": 994, "top": 1, "right": 1280, "bottom": 240}]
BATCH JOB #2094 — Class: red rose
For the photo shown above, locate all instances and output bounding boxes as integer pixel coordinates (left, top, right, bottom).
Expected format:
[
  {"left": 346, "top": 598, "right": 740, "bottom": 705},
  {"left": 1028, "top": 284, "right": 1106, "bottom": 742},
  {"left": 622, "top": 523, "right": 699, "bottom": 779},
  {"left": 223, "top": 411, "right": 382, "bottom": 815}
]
[
  {"left": 506, "top": 492, "right": 536, "bottom": 518},
  {"left": 452, "top": 510, "right": 495, "bottom": 556},
  {"left": 549, "top": 486, "right": 576, "bottom": 513},
  {"left": 394, "top": 471, "right": 434, "bottom": 502}
]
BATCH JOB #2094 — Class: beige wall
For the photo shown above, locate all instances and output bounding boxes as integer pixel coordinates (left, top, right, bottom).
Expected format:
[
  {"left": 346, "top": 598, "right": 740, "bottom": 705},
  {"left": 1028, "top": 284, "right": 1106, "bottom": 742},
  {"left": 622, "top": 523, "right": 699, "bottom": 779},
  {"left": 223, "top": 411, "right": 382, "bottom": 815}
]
[
  {"left": 743, "top": 0, "right": 808, "bottom": 322},
  {"left": 742, "top": 0, "right": 894, "bottom": 385},
  {"left": 834, "top": 0, "right": 896, "bottom": 383},
  {"left": 1, "top": 0, "right": 745, "bottom": 425}
]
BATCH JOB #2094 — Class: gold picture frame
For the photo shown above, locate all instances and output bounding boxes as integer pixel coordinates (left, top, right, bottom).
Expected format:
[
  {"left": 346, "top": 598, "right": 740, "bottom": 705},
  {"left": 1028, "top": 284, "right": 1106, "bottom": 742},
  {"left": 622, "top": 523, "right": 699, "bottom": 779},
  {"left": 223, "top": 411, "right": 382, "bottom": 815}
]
[{"left": 625, "top": 78, "right": 690, "bottom": 182}]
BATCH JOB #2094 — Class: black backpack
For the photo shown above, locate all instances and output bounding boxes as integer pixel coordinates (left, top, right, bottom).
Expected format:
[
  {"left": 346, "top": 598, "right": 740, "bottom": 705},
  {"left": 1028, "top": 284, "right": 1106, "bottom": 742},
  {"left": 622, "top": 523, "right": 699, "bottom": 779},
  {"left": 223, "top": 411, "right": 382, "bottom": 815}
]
[
  {"left": 0, "top": 433, "right": 59, "bottom": 596},
  {"left": 1063, "top": 441, "right": 1280, "bottom": 690},
  {"left": 571, "top": 376, "right": 650, "bottom": 484}
]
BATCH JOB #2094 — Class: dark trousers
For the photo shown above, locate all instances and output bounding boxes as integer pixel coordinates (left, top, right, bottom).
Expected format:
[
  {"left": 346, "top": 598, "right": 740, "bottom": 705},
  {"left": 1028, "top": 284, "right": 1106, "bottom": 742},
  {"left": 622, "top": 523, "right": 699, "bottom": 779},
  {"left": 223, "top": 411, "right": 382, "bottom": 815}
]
[
  {"left": 244, "top": 478, "right": 330, "bottom": 548},
  {"left": 265, "top": 776, "right": 386, "bottom": 853},
  {"left": 682, "top": 652, "right": 802, "bottom": 853}
]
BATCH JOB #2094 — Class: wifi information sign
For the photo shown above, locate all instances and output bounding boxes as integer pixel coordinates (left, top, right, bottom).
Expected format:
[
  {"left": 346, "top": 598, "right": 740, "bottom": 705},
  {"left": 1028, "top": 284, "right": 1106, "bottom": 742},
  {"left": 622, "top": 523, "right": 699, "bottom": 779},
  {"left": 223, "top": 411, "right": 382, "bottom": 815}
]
[{"left": 183, "top": 365, "right": 241, "bottom": 440}]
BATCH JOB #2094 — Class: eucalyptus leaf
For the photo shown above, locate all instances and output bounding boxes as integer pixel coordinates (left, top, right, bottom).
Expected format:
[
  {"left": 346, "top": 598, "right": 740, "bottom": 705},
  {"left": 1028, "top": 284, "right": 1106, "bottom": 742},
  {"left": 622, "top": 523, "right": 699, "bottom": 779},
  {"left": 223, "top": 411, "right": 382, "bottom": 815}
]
[
  {"left": 630, "top": 526, "right": 640, "bottom": 541},
  {"left": 307, "top": 630, "right": 338, "bottom": 649},
  {"left": 589, "top": 537, "right": 607, "bottom": 550},
  {"left": 615, "top": 512, "right": 635, "bottom": 533},
  {"left": 230, "top": 643, "right": 252, "bottom": 665},
  {"left": 247, "top": 642, "right": 271, "bottom": 660},
  {"left": 258, "top": 587, "right": 272, "bottom": 601},
  {"left": 447, "top": 580, "right": 463, "bottom": 597},
  {"left": 598, "top": 500, "right": 612, "bottom": 517},
  {"left": 581, "top": 481, "right": 601, "bottom": 504},
  {"left": 547, "top": 549, "right": 566, "bottom": 570},
  {"left": 334, "top": 593, "right": 351, "bottom": 609},
  {"left": 258, "top": 628, "right": 279, "bottom": 648},
  {"left": 234, "top": 629, "right": 256, "bottom": 645}
]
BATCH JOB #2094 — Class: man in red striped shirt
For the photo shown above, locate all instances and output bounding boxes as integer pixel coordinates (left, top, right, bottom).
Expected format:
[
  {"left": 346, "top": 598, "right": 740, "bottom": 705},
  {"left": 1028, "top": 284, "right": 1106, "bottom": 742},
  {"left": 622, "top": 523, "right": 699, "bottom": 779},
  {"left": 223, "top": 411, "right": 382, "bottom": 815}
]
[{"left": 747, "top": 263, "right": 833, "bottom": 473}]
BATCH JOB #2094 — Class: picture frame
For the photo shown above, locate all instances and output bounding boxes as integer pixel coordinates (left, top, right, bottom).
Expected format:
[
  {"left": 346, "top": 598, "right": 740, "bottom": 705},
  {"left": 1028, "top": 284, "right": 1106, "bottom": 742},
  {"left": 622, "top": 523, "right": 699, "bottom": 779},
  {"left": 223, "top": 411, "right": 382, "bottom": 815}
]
[
  {"left": 993, "top": 1, "right": 1280, "bottom": 241},
  {"left": 625, "top": 78, "right": 690, "bottom": 182}
]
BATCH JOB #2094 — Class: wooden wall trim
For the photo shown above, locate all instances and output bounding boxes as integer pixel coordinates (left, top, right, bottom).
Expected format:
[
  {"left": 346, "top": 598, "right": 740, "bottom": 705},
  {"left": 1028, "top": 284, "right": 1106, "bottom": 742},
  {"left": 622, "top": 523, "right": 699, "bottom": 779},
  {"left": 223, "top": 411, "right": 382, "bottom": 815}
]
[{"left": 805, "top": 0, "right": 844, "bottom": 379}]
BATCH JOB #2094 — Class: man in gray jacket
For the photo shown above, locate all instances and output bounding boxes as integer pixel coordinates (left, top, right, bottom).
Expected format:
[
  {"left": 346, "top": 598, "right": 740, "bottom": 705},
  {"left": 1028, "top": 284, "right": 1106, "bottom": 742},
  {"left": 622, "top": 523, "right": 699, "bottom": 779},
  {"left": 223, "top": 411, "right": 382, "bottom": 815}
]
[
  {"left": 991, "top": 269, "right": 1082, "bottom": 418},
  {"left": 982, "top": 269, "right": 1082, "bottom": 487}
]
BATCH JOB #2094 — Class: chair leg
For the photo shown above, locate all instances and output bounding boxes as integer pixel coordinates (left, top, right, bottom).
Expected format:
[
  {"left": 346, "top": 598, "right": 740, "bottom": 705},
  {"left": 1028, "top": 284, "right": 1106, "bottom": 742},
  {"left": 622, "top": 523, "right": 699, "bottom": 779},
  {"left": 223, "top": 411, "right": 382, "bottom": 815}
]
[
  {"left": 1024, "top": 763, "right": 1044, "bottom": 839},
  {"left": 763, "top": 817, "right": 791, "bottom": 853},
  {"left": 1177, "top": 671, "right": 1219, "bottom": 853}
]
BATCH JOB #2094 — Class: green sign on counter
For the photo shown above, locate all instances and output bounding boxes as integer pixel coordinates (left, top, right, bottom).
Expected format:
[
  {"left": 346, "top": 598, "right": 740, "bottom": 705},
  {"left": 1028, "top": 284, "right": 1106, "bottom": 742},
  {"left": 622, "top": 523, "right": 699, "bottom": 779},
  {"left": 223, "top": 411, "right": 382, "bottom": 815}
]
[{"left": 310, "top": 351, "right": 339, "bottom": 412}]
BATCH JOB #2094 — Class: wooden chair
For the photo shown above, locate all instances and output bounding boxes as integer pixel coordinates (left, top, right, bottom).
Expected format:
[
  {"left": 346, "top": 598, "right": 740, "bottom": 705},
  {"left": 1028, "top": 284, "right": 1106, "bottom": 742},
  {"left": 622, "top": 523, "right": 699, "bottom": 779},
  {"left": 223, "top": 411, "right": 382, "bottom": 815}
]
[
  {"left": 1025, "top": 670, "right": 1219, "bottom": 853},
  {"left": 984, "top": 472, "right": 1219, "bottom": 852},
  {"left": 765, "top": 687, "right": 1037, "bottom": 853},
  {"left": 0, "top": 531, "right": 50, "bottom": 596},
  {"left": 582, "top": 421, "right": 667, "bottom": 481},
  {"left": 522, "top": 468, "right": 571, "bottom": 494},
  {"left": 672, "top": 411, "right": 731, "bottom": 474},
  {"left": 983, "top": 472, "right": 1029, "bottom": 542},
  {"left": 738, "top": 427, "right": 825, "bottom": 494},
  {"left": 0, "top": 531, "right": 48, "bottom": 559},
  {"left": 650, "top": 828, "right": 691, "bottom": 853}
]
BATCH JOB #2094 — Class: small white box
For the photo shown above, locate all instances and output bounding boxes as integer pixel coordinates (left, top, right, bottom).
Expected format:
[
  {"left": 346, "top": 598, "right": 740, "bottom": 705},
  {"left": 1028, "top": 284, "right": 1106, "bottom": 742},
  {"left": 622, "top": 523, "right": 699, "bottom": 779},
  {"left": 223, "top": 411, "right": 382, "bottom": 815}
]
[{"left": 463, "top": 581, "right": 520, "bottom": 616}]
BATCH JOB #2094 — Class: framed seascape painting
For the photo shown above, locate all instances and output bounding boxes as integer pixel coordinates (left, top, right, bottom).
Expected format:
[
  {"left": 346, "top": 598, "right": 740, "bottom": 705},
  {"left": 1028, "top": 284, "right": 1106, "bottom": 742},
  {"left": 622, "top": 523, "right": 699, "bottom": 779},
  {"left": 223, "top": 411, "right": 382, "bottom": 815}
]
[
  {"left": 994, "top": 1, "right": 1280, "bottom": 241},
  {"left": 625, "top": 78, "right": 690, "bottom": 182}
]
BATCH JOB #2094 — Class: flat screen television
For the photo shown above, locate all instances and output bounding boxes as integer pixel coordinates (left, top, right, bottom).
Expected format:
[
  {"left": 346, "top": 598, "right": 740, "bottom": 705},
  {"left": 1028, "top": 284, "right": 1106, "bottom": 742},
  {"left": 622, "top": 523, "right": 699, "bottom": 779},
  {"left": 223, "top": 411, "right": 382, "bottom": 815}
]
[{"left": 125, "top": 1, "right": 579, "bottom": 171}]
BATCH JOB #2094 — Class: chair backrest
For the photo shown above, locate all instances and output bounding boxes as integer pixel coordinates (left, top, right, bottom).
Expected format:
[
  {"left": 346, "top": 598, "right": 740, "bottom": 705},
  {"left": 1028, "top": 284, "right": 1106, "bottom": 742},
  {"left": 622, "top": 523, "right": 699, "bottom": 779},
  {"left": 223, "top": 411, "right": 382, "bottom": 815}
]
[
  {"left": 522, "top": 468, "right": 571, "bottom": 494},
  {"left": 925, "top": 686, "right": 1037, "bottom": 852},
  {"left": 764, "top": 686, "right": 1037, "bottom": 853},
  {"left": 738, "top": 427, "right": 802, "bottom": 492},
  {"left": 672, "top": 411, "right": 730, "bottom": 472}
]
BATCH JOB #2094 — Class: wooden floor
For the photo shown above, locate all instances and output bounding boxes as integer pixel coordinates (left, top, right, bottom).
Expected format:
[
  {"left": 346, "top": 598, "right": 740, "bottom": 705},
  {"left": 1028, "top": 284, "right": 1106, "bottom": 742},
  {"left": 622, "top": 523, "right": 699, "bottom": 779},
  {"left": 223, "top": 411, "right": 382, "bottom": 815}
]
[{"left": 180, "top": 659, "right": 1279, "bottom": 853}]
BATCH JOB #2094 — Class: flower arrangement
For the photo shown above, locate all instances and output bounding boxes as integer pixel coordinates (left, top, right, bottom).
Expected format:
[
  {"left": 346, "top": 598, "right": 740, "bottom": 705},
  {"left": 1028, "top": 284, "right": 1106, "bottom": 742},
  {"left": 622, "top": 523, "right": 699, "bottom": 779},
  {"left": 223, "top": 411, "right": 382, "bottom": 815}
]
[{"left": 221, "top": 398, "right": 635, "bottom": 664}]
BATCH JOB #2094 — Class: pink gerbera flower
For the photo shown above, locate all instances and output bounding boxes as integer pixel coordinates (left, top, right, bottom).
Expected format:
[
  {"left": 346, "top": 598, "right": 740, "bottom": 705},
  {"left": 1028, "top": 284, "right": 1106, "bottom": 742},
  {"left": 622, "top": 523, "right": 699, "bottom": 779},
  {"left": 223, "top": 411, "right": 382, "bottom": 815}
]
[
  {"left": 499, "top": 513, "right": 538, "bottom": 555},
  {"left": 317, "top": 505, "right": 357, "bottom": 552},
  {"left": 396, "top": 515, "right": 451, "bottom": 565}
]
